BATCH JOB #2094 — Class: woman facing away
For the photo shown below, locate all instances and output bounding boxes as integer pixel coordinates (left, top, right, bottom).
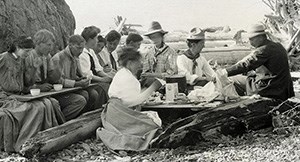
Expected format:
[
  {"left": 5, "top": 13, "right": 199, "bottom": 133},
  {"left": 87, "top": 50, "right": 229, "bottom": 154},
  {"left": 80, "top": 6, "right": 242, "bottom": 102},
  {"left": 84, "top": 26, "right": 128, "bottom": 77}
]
[
  {"left": 0, "top": 36, "right": 65, "bottom": 152},
  {"left": 97, "top": 47, "right": 164, "bottom": 151}
]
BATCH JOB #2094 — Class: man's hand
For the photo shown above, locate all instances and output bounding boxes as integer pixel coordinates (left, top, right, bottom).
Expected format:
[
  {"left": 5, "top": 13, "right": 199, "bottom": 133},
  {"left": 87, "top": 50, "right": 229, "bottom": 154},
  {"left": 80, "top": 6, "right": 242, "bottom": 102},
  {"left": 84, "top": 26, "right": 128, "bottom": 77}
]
[
  {"left": 35, "top": 83, "right": 53, "bottom": 92},
  {"left": 75, "top": 76, "right": 87, "bottom": 81},
  {"left": 216, "top": 69, "right": 228, "bottom": 78},
  {"left": 100, "top": 77, "right": 112, "bottom": 83},
  {"left": 75, "top": 78, "right": 90, "bottom": 87}
]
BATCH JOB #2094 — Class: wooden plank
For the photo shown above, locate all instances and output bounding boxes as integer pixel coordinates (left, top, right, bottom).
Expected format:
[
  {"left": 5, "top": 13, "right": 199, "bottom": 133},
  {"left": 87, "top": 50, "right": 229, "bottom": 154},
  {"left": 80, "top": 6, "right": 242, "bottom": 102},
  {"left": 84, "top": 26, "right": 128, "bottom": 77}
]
[
  {"left": 12, "top": 87, "right": 82, "bottom": 102},
  {"left": 142, "top": 102, "right": 220, "bottom": 109},
  {"left": 291, "top": 71, "right": 300, "bottom": 79},
  {"left": 20, "top": 108, "right": 103, "bottom": 158},
  {"left": 12, "top": 83, "right": 98, "bottom": 102}
]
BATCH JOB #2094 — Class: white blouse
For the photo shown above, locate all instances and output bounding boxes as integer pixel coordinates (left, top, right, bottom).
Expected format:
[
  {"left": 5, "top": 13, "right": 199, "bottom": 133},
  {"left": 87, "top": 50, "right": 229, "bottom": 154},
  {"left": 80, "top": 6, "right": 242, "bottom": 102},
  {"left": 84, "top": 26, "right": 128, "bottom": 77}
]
[
  {"left": 177, "top": 54, "right": 216, "bottom": 85},
  {"left": 108, "top": 68, "right": 141, "bottom": 106}
]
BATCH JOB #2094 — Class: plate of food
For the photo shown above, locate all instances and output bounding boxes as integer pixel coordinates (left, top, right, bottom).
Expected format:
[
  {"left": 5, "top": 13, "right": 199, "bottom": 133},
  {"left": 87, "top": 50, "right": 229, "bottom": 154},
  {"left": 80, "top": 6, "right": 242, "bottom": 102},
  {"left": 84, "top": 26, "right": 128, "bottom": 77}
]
[{"left": 145, "top": 92, "right": 164, "bottom": 105}]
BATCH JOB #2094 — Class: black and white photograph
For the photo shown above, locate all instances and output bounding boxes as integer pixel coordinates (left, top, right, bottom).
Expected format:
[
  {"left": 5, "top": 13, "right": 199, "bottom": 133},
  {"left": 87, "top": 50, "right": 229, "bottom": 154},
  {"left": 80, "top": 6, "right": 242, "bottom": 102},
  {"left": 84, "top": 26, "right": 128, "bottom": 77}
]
[{"left": 1, "top": 0, "right": 300, "bottom": 161}]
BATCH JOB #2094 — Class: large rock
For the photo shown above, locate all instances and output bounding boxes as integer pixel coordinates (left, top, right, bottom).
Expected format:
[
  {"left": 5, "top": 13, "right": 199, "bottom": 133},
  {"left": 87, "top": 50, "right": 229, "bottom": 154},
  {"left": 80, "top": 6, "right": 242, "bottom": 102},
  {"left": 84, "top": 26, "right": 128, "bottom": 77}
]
[{"left": 0, "top": 0, "right": 75, "bottom": 53}]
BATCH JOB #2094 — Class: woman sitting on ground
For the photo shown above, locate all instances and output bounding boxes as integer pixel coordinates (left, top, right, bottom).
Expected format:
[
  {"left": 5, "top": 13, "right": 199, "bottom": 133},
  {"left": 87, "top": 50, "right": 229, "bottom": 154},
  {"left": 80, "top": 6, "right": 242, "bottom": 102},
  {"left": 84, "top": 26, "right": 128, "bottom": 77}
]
[
  {"left": 97, "top": 47, "right": 164, "bottom": 151},
  {"left": 0, "top": 36, "right": 65, "bottom": 152}
]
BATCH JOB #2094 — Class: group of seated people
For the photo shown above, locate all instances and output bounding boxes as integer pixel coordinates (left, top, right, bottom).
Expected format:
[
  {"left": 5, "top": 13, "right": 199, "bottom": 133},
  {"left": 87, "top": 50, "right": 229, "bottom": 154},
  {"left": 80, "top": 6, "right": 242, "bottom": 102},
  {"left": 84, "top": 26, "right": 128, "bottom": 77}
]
[{"left": 0, "top": 21, "right": 295, "bottom": 152}]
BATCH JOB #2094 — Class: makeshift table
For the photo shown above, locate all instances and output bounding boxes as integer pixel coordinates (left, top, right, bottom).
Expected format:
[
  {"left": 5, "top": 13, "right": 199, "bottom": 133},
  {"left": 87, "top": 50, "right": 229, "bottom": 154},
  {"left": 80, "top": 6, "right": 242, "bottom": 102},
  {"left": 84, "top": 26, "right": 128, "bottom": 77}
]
[{"left": 11, "top": 83, "right": 98, "bottom": 102}]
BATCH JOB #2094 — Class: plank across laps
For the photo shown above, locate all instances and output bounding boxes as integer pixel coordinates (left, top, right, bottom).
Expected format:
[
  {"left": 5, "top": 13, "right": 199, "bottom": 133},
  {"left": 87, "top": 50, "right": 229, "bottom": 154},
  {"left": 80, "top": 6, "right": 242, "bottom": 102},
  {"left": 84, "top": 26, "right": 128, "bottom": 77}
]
[{"left": 11, "top": 83, "right": 98, "bottom": 102}]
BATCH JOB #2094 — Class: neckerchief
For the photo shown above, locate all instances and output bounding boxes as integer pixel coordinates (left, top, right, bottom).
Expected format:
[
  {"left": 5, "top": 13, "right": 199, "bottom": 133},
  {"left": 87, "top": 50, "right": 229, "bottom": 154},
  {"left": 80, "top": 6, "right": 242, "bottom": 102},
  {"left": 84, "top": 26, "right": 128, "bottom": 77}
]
[
  {"left": 183, "top": 49, "right": 200, "bottom": 74},
  {"left": 152, "top": 43, "right": 169, "bottom": 72}
]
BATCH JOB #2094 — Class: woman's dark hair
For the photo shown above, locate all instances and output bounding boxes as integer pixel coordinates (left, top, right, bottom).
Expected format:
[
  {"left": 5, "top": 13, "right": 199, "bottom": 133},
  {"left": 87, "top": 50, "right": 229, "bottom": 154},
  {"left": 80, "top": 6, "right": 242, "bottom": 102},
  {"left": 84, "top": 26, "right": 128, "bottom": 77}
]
[
  {"left": 105, "top": 30, "right": 121, "bottom": 42},
  {"left": 126, "top": 33, "right": 143, "bottom": 45},
  {"left": 8, "top": 36, "right": 34, "bottom": 53},
  {"left": 81, "top": 26, "right": 101, "bottom": 42},
  {"left": 97, "top": 35, "right": 107, "bottom": 45},
  {"left": 118, "top": 47, "right": 142, "bottom": 67},
  {"left": 186, "top": 39, "right": 203, "bottom": 48}
]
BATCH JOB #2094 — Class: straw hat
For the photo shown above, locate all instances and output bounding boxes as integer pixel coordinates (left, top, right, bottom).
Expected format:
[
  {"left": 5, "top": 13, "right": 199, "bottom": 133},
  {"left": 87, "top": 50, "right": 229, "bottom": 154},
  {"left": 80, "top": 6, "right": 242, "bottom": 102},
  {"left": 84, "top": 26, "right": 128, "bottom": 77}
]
[
  {"left": 187, "top": 27, "right": 205, "bottom": 40},
  {"left": 247, "top": 24, "right": 267, "bottom": 39},
  {"left": 144, "top": 21, "right": 168, "bottom": 36}
]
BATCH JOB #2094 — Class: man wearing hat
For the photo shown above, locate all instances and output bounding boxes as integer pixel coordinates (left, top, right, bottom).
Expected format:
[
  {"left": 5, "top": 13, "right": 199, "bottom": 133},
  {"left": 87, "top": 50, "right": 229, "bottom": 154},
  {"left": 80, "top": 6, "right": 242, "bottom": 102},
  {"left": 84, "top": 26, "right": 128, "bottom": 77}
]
[
  {"left": 217, "top": 23, "right": 294, "bottom": 101},
  {"left": 177, "top": 27, "right": 216, "bottom": 85},
  {"left": 142, "top": 21, "right": 177, "bottom": 76}
]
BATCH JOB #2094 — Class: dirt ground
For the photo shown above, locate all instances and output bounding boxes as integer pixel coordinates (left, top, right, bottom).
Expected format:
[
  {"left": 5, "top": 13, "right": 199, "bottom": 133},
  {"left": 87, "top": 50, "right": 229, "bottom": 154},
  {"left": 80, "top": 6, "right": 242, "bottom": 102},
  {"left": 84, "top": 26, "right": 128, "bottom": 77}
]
[{"left": 1, "top": 127, "right": 300, "bottom": 162}]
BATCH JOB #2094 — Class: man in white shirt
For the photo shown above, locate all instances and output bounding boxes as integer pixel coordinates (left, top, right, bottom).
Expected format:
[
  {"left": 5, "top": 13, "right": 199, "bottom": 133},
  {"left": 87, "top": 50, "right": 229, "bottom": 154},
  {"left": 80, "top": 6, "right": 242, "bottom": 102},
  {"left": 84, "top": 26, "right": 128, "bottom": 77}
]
[
  {"left": 79, "top": 26, "right": 112, "bottom": 83},
  {"left": 79, "top": 26, "right": 111, "bottom": 104},
  {"left": 177, "top": 27, "right": 216, "bottom": 86},
  {"left": 99, "top": 30, "right": 121, "bottom": 72}
]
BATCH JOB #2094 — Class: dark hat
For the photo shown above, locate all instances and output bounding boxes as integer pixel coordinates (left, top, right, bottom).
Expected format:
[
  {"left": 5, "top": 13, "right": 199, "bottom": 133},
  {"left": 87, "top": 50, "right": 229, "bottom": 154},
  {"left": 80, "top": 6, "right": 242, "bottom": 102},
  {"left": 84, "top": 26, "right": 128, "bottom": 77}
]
[
  {"left": 144, "top": 21, "right": 168, "bottom": 36},
  {"left": 18, "top": 36, "right": 34, "bottom": 49}
]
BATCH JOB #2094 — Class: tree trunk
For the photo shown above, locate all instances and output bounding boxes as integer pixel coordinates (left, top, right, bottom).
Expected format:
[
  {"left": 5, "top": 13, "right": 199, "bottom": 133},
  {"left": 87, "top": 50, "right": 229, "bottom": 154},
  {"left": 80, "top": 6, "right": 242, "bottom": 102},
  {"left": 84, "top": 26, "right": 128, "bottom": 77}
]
[{"left": 20, "top": 109, "right": 102, "bottom": 158}]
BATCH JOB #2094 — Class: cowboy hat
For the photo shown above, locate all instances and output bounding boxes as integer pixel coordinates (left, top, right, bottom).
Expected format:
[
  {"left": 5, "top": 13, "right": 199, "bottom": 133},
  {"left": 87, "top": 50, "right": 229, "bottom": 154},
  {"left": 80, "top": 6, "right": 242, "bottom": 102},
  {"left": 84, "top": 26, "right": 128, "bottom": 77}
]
[
  {"left": 187, "top": 27, "right": 205, "bottom": 40},
  {"left": 144, "top": 21, "right": 168, "bottom": 36},
  {"left": 247, "top": 24, "right": 267, "bottom": 39}
]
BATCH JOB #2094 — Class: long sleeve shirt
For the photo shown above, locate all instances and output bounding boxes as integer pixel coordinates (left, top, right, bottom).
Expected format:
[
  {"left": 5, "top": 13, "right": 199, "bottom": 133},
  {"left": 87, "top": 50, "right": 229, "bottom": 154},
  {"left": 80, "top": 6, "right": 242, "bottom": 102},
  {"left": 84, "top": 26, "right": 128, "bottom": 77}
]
[
  {"left": 141, "top": 44, "right": 177, "bottom": 75},
  {"left": 24, "top": 50, "right": 58, "bottom": 86},
  {"left": 79, "top": 48, "right": 103, "bottom": 77},
  {"left": 226, "top": 39, "right": 294, "bottom": 100},
  {"left": 108, "top": 68, "right": 141, "bottom": 107},
  {"left": 177, "top": 53, "right": 215, "bottom": 85},
  {"left": 98, "top": 47, "right": 119, "bottom": 70},
  {"left": 51, "top": 46, "right": 83, "bottom": 88},
  {"left": 0, "top": 52, "right": 24, "bottom": 93}
]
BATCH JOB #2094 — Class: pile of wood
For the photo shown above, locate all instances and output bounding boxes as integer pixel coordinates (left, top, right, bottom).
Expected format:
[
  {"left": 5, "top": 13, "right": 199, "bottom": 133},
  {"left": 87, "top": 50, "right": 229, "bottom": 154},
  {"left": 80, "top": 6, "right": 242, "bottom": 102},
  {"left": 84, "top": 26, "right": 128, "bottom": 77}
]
[{"left": 151, "top": 97, "right": 279, "bottom": 148}]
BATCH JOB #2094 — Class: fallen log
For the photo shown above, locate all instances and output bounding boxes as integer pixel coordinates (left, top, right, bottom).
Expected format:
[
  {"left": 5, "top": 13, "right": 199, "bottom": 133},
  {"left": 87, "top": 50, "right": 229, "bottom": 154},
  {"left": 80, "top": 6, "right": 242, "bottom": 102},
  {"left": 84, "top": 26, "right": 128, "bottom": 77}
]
[
  {"left": 20, "top": 108, "right": 103, "bottom": 158},
  {"left": 151, "top": 97, "right": 279, "bottom": 148}
]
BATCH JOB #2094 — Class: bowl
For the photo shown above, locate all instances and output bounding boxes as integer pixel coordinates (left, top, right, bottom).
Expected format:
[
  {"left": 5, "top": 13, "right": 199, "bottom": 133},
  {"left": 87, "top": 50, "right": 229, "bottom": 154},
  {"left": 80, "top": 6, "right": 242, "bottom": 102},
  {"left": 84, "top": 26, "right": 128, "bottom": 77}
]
[
  {"left": 30, "top": 89, "right": 40, "bottom": 96},
  {"left": 53, "top": 84, "right": 63, "bottom": 91}
]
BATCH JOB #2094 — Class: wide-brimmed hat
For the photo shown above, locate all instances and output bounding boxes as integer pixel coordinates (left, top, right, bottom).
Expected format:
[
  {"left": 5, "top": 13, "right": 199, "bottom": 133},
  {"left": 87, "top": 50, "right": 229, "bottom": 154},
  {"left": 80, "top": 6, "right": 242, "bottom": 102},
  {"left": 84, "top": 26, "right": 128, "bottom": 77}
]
[
  {"left": 144, "top": 21, "right": 168, "bottom": 36},
  {"left": 187, "top": 27, "right": 205, "bottom": 40},
  {"left": 247, "top": 24, "right": 267, "bottom": 39}
]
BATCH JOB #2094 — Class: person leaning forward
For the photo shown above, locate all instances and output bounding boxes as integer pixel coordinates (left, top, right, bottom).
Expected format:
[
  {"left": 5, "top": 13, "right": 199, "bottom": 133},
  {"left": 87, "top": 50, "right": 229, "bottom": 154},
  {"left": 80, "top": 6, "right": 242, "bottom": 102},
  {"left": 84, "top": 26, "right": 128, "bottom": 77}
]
[
  {"left": 24, "top": 29, "right": 87, "bottom": 121},
  {"left": 51, "top": 34, "right": 107, "bottom": 112},
  {"left": 79, "top": 26, "right": 111, "bottom": 94},
  {"left": 216, "top": 23, "right": 294, "bottom": 101}
]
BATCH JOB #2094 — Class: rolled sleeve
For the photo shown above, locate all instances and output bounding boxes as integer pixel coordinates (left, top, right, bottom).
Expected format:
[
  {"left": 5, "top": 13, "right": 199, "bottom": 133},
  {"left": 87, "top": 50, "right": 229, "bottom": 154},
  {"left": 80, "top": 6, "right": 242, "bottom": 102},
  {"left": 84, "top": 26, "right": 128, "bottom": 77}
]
[{"left": 202, "top": 57, "right": 216, "bottom": 81}]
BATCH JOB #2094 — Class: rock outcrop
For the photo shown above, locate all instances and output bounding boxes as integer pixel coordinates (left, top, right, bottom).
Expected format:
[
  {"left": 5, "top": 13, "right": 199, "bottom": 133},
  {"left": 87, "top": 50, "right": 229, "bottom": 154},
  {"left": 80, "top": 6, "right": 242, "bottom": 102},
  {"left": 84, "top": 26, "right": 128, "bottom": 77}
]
[{"left": 0, "top": 0, "right": 75, "bottom": 53}]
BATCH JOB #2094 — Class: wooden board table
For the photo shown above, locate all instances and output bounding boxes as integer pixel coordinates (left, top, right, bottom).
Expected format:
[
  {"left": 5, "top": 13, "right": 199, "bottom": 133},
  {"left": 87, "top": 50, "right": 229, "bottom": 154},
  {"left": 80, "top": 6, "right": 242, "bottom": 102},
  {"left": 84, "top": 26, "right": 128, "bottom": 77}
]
[
  {"left": 142, "top": 101, "right": 223, "bottom": 110},
  {"left": 11, "top": 83, "right": 98, "bottom": 102}
]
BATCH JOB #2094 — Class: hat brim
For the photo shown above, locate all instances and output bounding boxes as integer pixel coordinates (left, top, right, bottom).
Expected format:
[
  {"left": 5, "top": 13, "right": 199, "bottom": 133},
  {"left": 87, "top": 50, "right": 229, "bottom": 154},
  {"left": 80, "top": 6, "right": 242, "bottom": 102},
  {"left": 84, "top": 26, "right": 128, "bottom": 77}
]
[
  {"left": 187, "top": 36, "right": 205, "bottom": 40},
  {"left": 248, "top": 31, "right": 267, "bottom": 39},
  {"left": 144, "top": 29, "right": 168, "bottom": 36}
]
